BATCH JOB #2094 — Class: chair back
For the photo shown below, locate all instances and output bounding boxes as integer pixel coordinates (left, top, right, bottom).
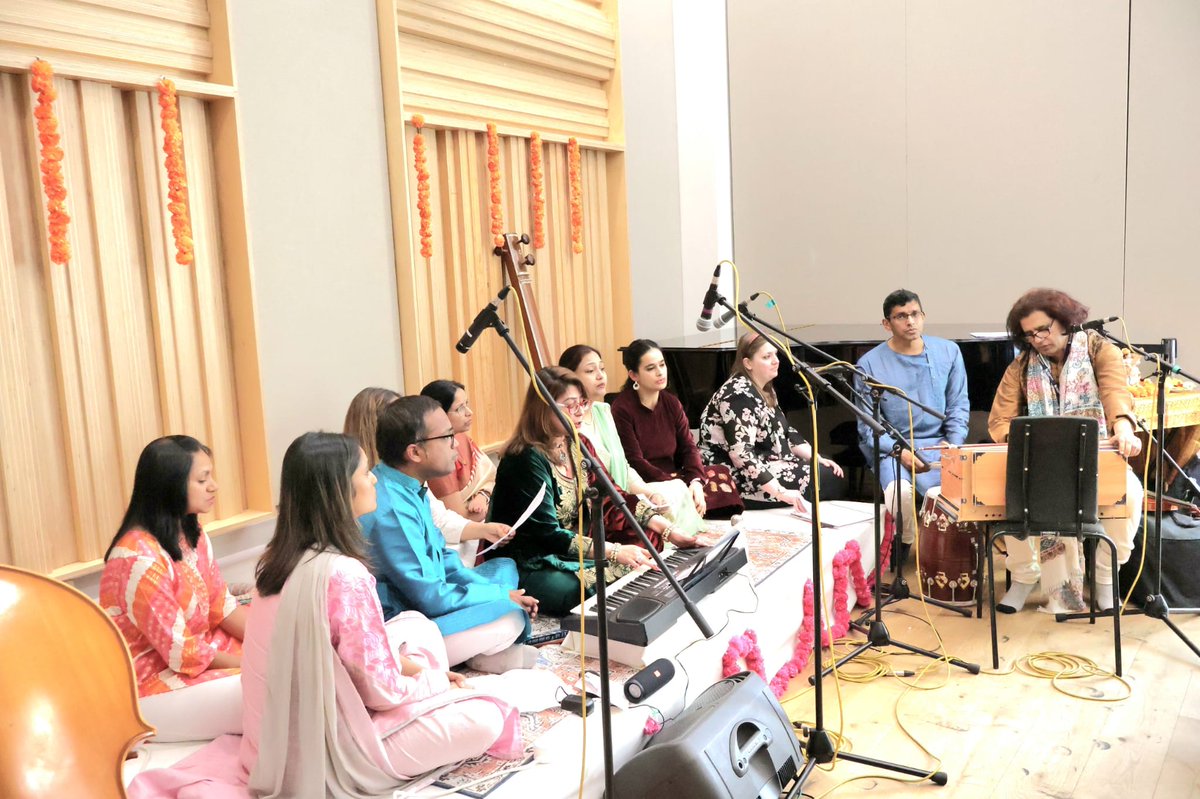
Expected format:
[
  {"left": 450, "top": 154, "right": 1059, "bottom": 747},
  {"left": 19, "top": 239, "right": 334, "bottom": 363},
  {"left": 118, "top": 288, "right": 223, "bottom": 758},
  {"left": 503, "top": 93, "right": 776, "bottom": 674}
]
[
  {"left": 1005, "top": 416, "right": 1101, "bottom": 534},
  {"left": 0, "top": 565, "right": 154, "bottom": 799}
]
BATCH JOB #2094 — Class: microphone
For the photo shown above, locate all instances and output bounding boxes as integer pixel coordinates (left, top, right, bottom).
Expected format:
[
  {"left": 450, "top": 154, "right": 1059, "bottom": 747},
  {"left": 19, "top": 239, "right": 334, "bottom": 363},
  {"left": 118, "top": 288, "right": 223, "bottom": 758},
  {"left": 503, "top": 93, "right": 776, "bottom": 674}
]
[
  {"left": 712, "top": 307, "right": 736, "bottom": 329},
  {"left": 1076, "top": 316, "right": 1119, "bottom": 331},
  {"left": 695, "top": 264, "right": 723, "bottom": 331},
  {"left": 455, "top": 286, "right": 512, "bottom": 354}
]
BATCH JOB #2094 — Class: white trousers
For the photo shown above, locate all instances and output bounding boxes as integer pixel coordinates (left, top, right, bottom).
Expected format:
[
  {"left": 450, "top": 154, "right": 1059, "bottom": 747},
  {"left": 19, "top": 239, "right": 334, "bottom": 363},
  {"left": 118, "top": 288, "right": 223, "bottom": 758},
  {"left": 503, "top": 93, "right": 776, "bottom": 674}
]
[
  {"left": 884, "top": 481, "right": 940, "bottom": 545},
  {"left": 442, "top": 611, "right": 527, "bottom": 667},
  {"left": 138, "top": 673, "right": 243, "bottom": 743},
  {"left": 1005, "top": 465, "right": 1144, "bottom": 585}
]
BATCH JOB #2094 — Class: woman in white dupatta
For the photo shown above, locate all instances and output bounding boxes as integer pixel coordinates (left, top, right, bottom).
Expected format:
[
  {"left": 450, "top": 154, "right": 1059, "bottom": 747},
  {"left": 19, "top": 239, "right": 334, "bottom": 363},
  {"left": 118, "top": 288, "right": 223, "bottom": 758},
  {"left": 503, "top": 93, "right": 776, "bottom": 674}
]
[
  {"left": 988, "top": 288, "right": 1144, "bottom": 615},
  {"left": 241, "top": 432, "right": 523, "bottom": 797}
]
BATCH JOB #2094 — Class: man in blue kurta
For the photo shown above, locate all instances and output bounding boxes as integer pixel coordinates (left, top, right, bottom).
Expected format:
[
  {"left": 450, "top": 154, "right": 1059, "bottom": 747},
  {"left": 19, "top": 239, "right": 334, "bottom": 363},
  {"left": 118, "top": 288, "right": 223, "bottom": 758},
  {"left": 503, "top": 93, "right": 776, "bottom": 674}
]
[
  {"left": 856, "top": 289, "right": 970, "bottom": 561},
  {"left": 361, "top": 395, "right": 537, "bottom": 670}
]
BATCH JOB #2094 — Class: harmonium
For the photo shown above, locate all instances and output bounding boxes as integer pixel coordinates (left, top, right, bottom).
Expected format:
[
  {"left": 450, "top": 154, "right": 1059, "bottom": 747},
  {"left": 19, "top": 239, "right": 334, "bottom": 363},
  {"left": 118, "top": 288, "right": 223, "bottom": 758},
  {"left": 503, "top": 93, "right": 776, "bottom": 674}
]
[{"left": 938, "top": 443, "right": 1130, "bottom": 522}]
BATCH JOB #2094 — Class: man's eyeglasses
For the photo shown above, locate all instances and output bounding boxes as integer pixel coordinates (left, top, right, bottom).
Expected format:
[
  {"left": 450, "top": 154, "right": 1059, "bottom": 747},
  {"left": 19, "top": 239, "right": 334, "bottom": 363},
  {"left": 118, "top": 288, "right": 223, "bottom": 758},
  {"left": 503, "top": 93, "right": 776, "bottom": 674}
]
[
  {"left": 888, "top": 310, "right": 924, "bottom": 324},
  {"left": 415, "top": 432, "right": 456, "bottom": 446},
  {"left": 556, "top": 398, "right": 590, "bottom": 412},
  {"left": 1021, "top": 323, "right": 1055, "bottom": 341}
]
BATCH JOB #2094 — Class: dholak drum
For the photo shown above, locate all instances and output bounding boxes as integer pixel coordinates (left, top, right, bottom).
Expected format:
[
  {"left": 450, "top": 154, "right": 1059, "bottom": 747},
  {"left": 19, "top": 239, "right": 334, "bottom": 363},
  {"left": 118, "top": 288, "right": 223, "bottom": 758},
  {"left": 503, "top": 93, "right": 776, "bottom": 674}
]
[{"left": 917, "top": 494, "right": 982, "bottom": 605}]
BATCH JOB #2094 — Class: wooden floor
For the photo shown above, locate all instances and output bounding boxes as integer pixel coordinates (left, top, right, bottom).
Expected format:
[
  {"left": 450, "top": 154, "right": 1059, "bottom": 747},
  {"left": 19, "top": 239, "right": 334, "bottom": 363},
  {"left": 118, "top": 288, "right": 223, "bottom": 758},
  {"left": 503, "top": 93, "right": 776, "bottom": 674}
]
[{"left": 778, "top": 561, "right": 1200, "bottom": 799}]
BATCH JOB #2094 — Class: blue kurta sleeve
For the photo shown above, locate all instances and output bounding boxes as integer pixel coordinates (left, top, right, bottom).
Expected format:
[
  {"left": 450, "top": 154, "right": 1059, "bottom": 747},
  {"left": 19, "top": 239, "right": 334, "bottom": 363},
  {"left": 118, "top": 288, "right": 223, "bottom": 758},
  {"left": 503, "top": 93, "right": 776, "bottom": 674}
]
[
  {"left": 855, "top": 351, "right": 899, "bottom": 459},
  {"left": 943, "top": 345, "right": 970, "bottom": 446},
  {"left": 372, "top": 500, "right": 509, "bottom": 618}
]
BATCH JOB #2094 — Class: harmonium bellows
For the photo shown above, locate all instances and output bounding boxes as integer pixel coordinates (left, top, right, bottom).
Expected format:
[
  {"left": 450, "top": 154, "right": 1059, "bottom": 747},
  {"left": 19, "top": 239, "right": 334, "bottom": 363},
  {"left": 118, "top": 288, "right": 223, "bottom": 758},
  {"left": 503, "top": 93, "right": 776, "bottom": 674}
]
[{"left": 939, "top": 443, "right": 1129, "bottom": 522}]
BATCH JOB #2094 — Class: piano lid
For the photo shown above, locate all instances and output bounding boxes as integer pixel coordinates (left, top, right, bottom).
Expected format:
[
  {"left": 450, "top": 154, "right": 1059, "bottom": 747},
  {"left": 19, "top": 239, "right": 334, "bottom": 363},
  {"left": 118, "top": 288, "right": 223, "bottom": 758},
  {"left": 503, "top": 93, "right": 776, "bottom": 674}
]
[{"left": 652, "top": 322, "right": 1013, "bottom": 352}]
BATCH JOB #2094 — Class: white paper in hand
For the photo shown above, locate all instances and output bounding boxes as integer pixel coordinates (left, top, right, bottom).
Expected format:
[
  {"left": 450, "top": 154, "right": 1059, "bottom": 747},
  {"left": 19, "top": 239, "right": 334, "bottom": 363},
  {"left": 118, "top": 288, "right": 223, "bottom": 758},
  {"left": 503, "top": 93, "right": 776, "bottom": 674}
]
[{"left": 476, "top": 482, "right": 546, "bottom": 557}]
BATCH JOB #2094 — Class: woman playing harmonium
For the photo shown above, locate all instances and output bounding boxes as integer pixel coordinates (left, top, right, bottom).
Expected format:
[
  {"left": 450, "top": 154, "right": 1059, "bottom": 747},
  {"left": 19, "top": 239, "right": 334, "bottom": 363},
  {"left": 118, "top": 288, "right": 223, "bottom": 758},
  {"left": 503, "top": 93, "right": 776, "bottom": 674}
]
[
  {"left": 490, "top": 367, "right": 697, "bottom": 615},
  {"left": 559, "top": 344, "right": 700, "bottom": 535},
  {"left": 700, "top": 332, "right": 844, "bottom": 510},
  {"left": 988, "top": 288, "right": 1145, "bottom": 613}
]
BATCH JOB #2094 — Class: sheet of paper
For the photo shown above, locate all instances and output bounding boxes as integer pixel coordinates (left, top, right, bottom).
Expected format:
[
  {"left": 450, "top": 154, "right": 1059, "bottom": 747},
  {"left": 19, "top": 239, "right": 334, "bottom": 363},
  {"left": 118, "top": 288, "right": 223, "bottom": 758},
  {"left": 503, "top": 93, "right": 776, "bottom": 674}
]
[
  {"left": 790, "top": 500, "right": 875, "bottom": 528},
  {"left": 462, "top": 668, "right": 569, "bottom": 713},
  {"left": 476, "top": 482, "right": 545, "bottom": 557}
]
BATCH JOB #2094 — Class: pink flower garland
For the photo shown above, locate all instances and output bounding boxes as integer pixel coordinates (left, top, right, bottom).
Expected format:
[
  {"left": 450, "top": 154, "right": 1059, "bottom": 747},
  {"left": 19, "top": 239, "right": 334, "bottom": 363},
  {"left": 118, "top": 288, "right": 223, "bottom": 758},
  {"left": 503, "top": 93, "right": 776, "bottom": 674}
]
[{"left": 721, "top": 539, "right": 872, "bottom": 698}]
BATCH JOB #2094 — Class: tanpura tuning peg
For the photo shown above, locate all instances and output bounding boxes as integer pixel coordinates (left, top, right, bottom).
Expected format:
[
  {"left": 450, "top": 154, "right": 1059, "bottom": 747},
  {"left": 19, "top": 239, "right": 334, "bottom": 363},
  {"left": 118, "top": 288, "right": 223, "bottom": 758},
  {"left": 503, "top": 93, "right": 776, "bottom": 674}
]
[
  {"left": 524, "top": 255, "right": 535, "bottom": 265},
  {"left": 493, "top": 245, "right": 503, "bottom": 256},
  {"left": 520, "top": 234, "right": 530, "bottom": 245}
]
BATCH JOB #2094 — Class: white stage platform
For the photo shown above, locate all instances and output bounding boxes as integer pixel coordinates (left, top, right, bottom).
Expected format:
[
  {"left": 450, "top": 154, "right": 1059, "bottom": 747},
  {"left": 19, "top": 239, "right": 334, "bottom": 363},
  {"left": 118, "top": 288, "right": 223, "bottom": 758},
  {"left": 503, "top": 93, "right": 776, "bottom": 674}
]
[{"left": 125, "top": 503, "right": 881, "bottom": 798}]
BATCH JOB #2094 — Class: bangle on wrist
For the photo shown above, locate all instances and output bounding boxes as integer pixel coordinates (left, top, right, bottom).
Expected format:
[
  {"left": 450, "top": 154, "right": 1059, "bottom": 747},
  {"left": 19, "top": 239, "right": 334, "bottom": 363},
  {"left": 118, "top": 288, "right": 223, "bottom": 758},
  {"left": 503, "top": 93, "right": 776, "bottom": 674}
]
[{"left": 607, "top": 543, "right": 622, "bottom": 563}]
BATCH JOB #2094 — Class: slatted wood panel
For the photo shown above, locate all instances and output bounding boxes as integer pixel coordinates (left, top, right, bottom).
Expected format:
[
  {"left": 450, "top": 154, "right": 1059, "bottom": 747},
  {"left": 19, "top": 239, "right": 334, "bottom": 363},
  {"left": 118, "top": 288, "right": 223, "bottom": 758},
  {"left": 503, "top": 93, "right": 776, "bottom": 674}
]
[
  {"left": 0, "top": 0, "right": 212, "bottom": 80},
  {"left": 395, "top": 0, "right": 617, "bottom": 139},
  {"left": 0, "top": 71, "right": 266, "bottom": 577},
  {"left": 396, "top": 122, "right": 629, "bottom": 449}
]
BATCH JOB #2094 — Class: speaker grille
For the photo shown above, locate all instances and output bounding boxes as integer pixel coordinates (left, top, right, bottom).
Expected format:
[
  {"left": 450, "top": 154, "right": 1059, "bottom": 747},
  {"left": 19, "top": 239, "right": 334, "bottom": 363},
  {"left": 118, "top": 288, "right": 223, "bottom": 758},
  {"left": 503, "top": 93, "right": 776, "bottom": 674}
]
[{"left": 776, "top": 755, "right": 797, "bottom": 790}]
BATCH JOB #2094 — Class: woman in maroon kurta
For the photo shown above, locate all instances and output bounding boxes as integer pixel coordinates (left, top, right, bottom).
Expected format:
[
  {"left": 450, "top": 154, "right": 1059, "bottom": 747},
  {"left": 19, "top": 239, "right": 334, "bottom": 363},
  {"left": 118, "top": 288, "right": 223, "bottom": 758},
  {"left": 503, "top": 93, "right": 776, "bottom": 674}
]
[{"left": 611, "top": 339, "right": 742, "bottom": 517}]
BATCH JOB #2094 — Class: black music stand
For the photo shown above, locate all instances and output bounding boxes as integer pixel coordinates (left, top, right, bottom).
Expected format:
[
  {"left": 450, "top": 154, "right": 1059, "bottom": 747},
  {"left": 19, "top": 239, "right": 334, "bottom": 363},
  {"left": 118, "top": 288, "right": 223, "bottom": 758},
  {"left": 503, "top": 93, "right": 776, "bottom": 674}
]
[
  {"left": 462, "top": 239, "right": 716, "bottom": 798},
  {"left": 1054, "top": 330, "right": 1200, "bottom": 662},
  {"left": 707, "top": 293, "right": 949, "bottom": 793}
]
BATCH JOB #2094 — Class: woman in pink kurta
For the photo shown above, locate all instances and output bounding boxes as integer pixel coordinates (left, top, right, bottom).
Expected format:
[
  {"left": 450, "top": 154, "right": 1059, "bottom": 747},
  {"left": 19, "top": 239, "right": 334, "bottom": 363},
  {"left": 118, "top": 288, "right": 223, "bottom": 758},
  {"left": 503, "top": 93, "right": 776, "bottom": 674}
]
[
  {"left": 242, "top": 432, "right": 522, "bottom": 795},
  {"left": 100, "top": 436, "right": 245, "bottom": 742}
]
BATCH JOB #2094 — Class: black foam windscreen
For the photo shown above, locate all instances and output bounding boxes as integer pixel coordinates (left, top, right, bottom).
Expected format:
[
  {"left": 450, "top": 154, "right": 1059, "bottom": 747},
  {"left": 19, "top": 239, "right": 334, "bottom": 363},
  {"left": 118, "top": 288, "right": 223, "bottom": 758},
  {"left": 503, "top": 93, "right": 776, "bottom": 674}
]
[{"left": 624, "top": 658, "right": 675, "bottom": 703}]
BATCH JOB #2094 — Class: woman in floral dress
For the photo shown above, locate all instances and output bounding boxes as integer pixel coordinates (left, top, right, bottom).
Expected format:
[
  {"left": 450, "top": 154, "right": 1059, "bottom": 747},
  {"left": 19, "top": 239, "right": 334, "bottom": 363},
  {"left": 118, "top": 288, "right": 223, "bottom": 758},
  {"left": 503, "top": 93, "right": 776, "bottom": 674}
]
[{"left": 700, "top": 333, "right": 844, "bottom": 509}]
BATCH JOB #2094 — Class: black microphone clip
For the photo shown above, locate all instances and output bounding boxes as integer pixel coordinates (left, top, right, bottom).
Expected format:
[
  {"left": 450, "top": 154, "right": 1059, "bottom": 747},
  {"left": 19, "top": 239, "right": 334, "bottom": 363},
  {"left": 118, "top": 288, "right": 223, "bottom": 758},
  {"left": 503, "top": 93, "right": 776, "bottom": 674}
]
[
  {"left": 1076, "top": 315, "right": 1119, "bottom": 331},
  {"left": 455, "top": 285, "right": 512, "bottom": 354}
]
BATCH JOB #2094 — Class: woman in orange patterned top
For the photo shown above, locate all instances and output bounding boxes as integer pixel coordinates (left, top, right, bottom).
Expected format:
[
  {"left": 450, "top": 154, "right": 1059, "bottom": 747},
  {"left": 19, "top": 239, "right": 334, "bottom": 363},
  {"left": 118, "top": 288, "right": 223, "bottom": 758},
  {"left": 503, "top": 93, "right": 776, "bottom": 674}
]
[{"left": 99, "top": 435, "right": 246, "bottom": 741}]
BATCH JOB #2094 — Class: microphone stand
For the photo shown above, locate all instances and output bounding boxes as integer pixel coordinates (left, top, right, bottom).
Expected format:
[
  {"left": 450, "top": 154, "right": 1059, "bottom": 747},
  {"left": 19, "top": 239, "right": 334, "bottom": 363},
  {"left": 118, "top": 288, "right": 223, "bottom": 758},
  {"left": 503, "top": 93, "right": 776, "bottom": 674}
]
[
  {"left": 1054, "top": 328, "right": 1200, "bottom": 662},
  {"left": 463, "top": 280, "right": 715, "bottom": 799},
  {"left": 707, "top": 294, "right": 948, "bottom": 792},
  {"left": 821, "top": 367, "right": 976, "bottom": 620},
  {"left": 729, "top": 304, "right": 979, "bottom": 684}
]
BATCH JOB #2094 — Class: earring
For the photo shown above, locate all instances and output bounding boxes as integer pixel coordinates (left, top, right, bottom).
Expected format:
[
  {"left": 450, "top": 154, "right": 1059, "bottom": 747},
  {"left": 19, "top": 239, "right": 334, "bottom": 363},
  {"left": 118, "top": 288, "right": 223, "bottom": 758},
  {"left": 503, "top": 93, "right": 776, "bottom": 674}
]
[{"left": 632, "top": 381, "right": 639, "bottom": 391}]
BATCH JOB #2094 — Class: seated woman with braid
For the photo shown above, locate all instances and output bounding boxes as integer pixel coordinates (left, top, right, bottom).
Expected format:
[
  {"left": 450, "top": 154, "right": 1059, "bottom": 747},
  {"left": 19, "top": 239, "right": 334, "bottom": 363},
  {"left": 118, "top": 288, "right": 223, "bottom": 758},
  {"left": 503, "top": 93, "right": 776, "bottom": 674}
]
[
  {"left": 560, "top": 344, "right": 702, "bottom": 536},
  {"left": 490, "top": 367, "right": 696, "bottom": 615},
  {"left": 700, "top": 333, "right": 845, "bottom": 510},
  {"left": 420, "top": 379, "right": 496, "bottom": 525}
]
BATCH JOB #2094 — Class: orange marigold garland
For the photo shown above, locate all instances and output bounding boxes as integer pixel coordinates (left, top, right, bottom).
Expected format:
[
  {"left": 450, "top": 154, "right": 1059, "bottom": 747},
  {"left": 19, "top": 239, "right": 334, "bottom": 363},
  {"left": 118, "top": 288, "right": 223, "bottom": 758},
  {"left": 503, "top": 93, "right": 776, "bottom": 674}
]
[
  {"left": 155, "top": 78, "right": 194, "bottom": 266},
  {"left": 567, "top": 137, "right": 583, "bottom": 254},
  {"left": 412, "top": 114, "right": 432, "bottom": 259},
  {"left": 30, "top": 60, "right": 71, "bottom": 266},
  {"left": 487, "top": 122, "right": 503, "bottom": 247},
  {"left": 529, "top": 132, "right": 545, "bottom": 249}
]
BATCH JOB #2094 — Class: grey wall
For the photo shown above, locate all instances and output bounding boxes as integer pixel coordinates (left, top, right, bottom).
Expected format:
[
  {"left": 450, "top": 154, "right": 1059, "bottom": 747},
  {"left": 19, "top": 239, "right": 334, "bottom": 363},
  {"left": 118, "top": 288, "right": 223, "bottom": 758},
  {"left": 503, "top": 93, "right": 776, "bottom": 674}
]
[{"left": 724, "top": 0, "right": 1200, "bottom": 360}]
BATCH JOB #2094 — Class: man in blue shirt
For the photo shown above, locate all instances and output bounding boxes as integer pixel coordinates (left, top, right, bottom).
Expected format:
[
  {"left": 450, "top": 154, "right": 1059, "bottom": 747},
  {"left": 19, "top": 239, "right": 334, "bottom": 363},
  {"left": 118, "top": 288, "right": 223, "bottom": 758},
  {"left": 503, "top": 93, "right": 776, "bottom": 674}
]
[
  {"left": 856, "top": 289, "right": 970, "bottom": 564},
  {"left": 362, "top": 395, "right": 538, "bottom": 671}
]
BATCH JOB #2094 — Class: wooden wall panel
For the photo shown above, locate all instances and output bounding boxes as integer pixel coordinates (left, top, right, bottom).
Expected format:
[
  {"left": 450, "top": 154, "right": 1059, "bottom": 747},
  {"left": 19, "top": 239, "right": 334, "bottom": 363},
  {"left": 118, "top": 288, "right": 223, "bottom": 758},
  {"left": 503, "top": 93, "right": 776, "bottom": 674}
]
[
  {"left": 389, "top": 123, "right": 628, "bottom": 448},
  {"left": 81, "top": 82, "right": 162, "bottom": 503},
  {"left": 179, "top": 95, "right": 244, "bottom": 520},
  {"left": 394, "top": 0, "right": 616, "bottom": 139},
  {"left": 0, "top": 67, "right": 269, "bottom": 576},
  {"left": 0, "top": 0, "right": 213, "bottom": 79}
]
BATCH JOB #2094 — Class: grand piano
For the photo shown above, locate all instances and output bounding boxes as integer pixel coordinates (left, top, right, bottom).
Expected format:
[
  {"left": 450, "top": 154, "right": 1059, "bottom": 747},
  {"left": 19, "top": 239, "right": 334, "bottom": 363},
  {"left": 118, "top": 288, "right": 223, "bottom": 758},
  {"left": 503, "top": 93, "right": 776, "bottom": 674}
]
[{"left": 653, "top": 322, "right": 1018, "bottom": 430}]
